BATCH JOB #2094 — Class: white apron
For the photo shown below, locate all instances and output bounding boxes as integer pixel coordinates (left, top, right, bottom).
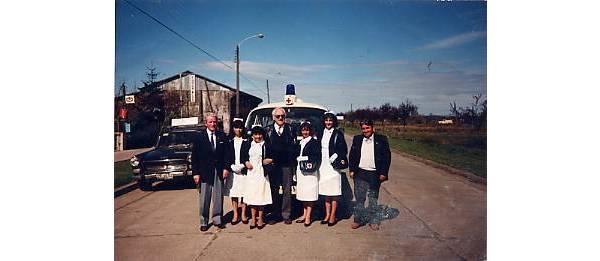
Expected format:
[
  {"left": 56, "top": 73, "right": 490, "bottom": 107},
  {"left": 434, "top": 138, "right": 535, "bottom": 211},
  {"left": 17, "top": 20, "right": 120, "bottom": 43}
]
[
  {"left": 224, "top": 137, "right": 246, "bottom": 198},
  {"left": 296, "top": 137, "right": 319, "bottom": 202},
  {"left": 243, "top": 141, "right": 272, "bottom": 206},
  {"left": 318, "top": 128, "right": 342, "bottom": 196}
]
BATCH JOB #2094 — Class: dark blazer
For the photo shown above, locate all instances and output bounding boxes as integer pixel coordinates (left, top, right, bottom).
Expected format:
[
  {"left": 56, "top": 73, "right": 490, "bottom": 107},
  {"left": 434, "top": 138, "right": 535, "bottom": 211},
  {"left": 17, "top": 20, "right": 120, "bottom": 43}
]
[
  {"left": 240, "top": 141, "right": 273, "bottom": 175},
  {"left": 265, "top": 123, "right": 297, "bottom": 167},
  {"left": 316, "top": 128, "right": 348, "bottom": 160},
  {"left": 224, "top": 137, "right": 250, "bottom": 174},
  {"left": 348, "top": 133, "right": 391, "bottom": 178},
  {"left": 191, "top": 129, "right": 227, "bottom": 184},
  {"left": 294, "top": 137, "right": 322, "bottom": 171}
]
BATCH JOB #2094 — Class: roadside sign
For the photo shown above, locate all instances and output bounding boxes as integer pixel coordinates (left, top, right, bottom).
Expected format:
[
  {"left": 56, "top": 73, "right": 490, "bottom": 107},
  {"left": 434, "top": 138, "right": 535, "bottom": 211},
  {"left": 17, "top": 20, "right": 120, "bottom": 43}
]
[
  {"left": 125, "top": 95, "right": 135, "bottom": 104},
  {"left": 190, "top": 76, "right": 196, "bottom": 103},
  {"left": 119, "top": 108, "right": 128, "bottom": 119},
  {"left": 172, "top": 117, "right": 199, "bottom": 127},
  {"left": 124, "top": 123, "right": 131, "bottom": 133}
]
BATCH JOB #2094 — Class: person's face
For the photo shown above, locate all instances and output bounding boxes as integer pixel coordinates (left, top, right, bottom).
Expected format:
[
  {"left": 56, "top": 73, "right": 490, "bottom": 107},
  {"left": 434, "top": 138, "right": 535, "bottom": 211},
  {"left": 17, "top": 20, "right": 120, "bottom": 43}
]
[
  {"left": 273, "top": 109, "right": 285, "bottom": 126},
  {"left": 361, "top": 124, "right": 374, "bottom": 138},
  {"left": 324, "top": 118, "right": 334, "bottom": 129},
  {"left": 301, "top": 128, "right": 310, "bottom": 138},
  {"left": 233, "top": 127, "right": 242, "bottom": 137},
  {"left": 206, "top": 116, "right": 217, "bottom": 131},
  {"left": 252, "top": 132, "right": 263, "bottom": 142}
]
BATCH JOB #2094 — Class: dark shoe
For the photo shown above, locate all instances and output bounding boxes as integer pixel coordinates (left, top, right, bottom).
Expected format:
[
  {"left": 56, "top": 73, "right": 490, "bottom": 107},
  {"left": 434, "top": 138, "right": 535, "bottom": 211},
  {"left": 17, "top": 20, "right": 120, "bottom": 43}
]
[
  {"left": 284, "top": 219, "right": 293, "bottom": 225},
  {"left": 368, "top": 223, "right": 380, "bottom": 231},
  {"left": 327, "top": 220, "right": 338, "bottom": 227},
  {"left": 257, "top": 223, "right": 266, "bottom": 230},
  {"left": 304, "top": 221, "right": 312, "bottom": 227},
  {"left": 350, "top": 222, "right": 362, "bottom": 229},
  {"left": 242, "top": 219, "right": 249, "bottom": 225},
  {"left": 320, "top": 220, "right": 328, "bottom": 225},
  {"left": 231, "top": 220, "right": 240, "bottom": 225},
  {"left": 200, "top": 225, "right": 209, "bottom": 232},
  {"left": 250, "top": 224, "right": 256, "bottom": 230},
  {"left": 216, "top": 223, "right": 226, "bottom": 229},
  {"left": 295, "top": 219, "right": 305, "bottom": 224}
]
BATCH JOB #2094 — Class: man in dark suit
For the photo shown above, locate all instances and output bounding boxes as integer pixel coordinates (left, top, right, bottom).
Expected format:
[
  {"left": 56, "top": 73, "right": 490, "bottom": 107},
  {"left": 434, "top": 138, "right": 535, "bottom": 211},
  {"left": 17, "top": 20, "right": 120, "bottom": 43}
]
[
  {"left": 192, "top": 114, "right": 230, "bottom": 231},
  {"left": 348, "top": 119, "right": 391, "bottom": 231},
  {"left": 265, "top": 107, "right": 297, "bottom": 225}
]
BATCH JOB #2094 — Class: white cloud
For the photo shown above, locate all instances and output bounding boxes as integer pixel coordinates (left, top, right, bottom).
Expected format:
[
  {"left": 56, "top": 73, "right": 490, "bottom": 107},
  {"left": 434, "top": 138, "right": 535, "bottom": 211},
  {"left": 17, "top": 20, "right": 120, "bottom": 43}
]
[
  {"left": 419, "top": 31, "right": 486, "bottom": 50},
  {"left": 199, "top": 59, "right": 411, "bottom": 80},
  {"left": 193, "top": 59, "right": 485, "bottom": 115}
]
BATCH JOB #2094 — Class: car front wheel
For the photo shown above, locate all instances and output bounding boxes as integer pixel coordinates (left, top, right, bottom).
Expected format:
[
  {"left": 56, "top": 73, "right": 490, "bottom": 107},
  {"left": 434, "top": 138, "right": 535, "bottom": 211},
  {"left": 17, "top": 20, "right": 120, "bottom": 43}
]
[{"left": 138, "top": 179, "right": 152, "bottom": 191}]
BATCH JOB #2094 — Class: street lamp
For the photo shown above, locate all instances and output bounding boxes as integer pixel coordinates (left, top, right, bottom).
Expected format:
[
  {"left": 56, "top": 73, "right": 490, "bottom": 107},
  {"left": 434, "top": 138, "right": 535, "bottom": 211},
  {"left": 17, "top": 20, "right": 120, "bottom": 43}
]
[{"left": 236, "top": 33, "right": 264, "bottom": 117}]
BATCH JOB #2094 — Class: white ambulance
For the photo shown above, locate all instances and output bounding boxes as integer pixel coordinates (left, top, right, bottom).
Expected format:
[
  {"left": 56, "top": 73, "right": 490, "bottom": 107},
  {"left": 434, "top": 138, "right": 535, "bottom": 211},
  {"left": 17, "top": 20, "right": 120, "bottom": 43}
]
[{"left": 245, "top": 84, "right": 328, "bottom": 136}]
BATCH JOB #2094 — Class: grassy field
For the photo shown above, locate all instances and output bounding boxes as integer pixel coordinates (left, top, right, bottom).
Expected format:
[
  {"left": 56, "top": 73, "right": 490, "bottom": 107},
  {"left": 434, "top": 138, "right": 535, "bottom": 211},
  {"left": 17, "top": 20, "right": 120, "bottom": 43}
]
[
  {"left": 115, "top": 160, "right": 133, "bottom": 188},
  {"left": 342, "top": 123, "right": 487, "bottom": 178}
]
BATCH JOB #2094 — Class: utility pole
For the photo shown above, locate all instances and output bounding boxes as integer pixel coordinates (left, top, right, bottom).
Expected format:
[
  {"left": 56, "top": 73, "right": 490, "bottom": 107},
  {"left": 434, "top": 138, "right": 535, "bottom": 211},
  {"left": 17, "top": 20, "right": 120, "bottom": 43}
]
[
  {"left": 235, "top": 46, "right": 240, "bottom": 117},
  {"left": 179, "top": 73, "right": 183, "bottom": 117},
  {"left": 266, "top": 79, "right": 270, "bottom": 103},
  {"left": 350, "top": 103, "right": 353, "bottom": 112},
  {"left": 235, "top": 33, "right": 264, "bottom": 117}
]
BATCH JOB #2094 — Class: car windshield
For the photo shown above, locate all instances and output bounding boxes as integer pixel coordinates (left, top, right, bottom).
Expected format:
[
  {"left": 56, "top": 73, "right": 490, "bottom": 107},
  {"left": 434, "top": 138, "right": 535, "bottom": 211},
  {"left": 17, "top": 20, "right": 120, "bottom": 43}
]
[
  {"left": 157, "top": 131, "right": 196, "bottom": 149},
  {"left": 246, "top": 107, "right": 326, "bottom": 135}
]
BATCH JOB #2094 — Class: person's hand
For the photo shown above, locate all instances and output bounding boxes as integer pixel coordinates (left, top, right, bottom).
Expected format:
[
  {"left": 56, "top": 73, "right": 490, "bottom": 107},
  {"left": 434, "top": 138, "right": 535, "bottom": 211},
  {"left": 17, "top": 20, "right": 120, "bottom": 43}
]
[
  {"left": 349, "top": 171, "right": 354, "bottom": 178},
  {"left": 193, "top": 175, "right": 200, "bottom": 185},
  {"left": 245, "top": 161, "right": 254, "bottom": 170},
  {"left": 263, "top": 158, "right": 273, "bottom": 165},
  {"left": 223, "top": 169, "right": 230, "bottom": 179},
  {"left": 379, "top": 175, "right": 388, "bottom": 182}
]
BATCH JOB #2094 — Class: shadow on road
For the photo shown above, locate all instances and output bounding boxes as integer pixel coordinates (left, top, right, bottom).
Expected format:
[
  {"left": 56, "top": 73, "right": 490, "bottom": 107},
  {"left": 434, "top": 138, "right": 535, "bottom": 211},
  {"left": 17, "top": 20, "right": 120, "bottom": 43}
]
[{"left": 149, "top": 179, "right": 197, "bottom": 191}]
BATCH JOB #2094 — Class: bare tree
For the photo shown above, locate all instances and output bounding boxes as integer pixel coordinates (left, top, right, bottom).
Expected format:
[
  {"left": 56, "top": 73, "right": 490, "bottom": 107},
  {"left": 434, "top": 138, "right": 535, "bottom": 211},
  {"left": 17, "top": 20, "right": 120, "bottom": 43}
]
[
  {"left": 379, "top": 103, "right": 393, "bottom": 130},
  {"left": 140, "top": 62, "right": 160, "bottom": 92},
  {"left": 396, "top": 99, "right": 418, "bottom": 128},
  {"left": 449, "top": 94, "right": 487, "bottom": 130},
  {"left": 450, "top": 101, "right": 460, "bottom": 123}
]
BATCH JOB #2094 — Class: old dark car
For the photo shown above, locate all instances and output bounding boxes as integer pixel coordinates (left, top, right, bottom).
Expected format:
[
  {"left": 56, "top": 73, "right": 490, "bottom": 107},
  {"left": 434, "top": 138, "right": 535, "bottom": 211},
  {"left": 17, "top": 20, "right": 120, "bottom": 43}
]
[{"left": 130, "top": 125, "right": 202, "bottom": 190}]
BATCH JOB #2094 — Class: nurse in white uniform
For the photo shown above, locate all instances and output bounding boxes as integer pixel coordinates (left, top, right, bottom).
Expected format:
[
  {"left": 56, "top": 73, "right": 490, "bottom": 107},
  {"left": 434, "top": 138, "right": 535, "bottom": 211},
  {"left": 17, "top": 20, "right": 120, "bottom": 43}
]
[
  {"left": 242, "top": 126, "right": 273, "bottom": 230},
  {"left": 295, "top": 121, "right": 321, "bottom": 227},
  {"left": 317, "top": 112, "right": 348, "bottom": 226},
  {"left": 224, "top": 118, "right": 249, "bottom": 225}
]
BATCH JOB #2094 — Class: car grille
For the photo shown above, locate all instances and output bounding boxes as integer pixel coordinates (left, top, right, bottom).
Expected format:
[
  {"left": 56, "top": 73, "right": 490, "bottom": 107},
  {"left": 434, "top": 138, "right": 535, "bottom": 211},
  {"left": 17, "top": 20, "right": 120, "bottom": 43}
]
[{"left": 144, "top": 161, "right": 188, "bottom": 173}]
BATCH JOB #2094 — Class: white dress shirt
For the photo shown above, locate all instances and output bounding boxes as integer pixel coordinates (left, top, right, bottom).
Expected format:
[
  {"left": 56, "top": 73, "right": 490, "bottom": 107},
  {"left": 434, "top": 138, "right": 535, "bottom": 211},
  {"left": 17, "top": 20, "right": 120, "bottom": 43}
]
[
  {"left": 358, "top": 135, "right": 376, "bottom": 171},
  {"left": 274, "top": 123, "right": 284, "bottom": 135},
  {"left": 233, "top": 137, "right": 243, "bottom": 165},
  {"left": 206, "top": 129, "right": 215, "bottom": 150},
  {"left": 322, "top": 128, "right": 337, "bottom": 163}
]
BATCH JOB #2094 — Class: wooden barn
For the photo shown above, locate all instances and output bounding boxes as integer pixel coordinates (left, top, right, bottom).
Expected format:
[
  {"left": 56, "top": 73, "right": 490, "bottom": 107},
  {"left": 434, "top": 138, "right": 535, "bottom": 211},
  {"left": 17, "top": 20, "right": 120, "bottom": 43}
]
[{"left": 115, "top": 71, "right": 262, "bottom": 149}]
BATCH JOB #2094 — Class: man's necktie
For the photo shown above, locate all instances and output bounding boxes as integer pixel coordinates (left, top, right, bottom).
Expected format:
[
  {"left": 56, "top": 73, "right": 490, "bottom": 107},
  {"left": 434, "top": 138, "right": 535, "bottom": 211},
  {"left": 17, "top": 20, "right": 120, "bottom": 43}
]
[{"left": 210, "top": 133, "right": 215, "bottom": 151}]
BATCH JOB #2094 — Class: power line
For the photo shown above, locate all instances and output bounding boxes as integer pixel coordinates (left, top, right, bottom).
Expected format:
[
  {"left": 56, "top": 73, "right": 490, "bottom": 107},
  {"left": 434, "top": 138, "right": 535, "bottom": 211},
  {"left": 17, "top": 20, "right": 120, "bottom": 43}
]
[
  {"left": 123, "top": 0, "right": 232, "bottom": 70},
  {"left": 240, "top": 74, "right": 268, "bottom": 95},
  {"left": 122, "top": 0, "right": 270, "bottom": 99}
]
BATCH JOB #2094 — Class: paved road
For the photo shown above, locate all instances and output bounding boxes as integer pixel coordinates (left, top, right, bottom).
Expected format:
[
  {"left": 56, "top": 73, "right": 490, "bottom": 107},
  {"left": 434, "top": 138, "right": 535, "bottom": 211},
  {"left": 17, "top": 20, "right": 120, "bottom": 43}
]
[{"left": 115, "top": 135, "right": 486, "bottom": 260}]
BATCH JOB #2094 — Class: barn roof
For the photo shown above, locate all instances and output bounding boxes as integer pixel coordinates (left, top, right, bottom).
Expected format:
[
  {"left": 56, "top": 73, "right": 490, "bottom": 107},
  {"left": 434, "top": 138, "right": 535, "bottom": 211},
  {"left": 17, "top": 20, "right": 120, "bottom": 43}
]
[{"left": 154, "top": 71, "right": 262, "bottom": 102}]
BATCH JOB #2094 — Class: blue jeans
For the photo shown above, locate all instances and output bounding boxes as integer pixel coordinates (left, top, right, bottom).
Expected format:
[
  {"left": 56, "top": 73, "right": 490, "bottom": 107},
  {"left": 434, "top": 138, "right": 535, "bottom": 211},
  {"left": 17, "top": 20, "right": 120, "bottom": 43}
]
[{"left": 353, "top": 169, "right": 381, "bottom": 225}]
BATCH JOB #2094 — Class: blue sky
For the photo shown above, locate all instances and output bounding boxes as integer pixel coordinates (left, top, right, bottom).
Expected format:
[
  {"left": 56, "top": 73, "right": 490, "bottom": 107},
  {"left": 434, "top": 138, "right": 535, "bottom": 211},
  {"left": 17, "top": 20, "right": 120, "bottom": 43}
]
[{"left": 116, "top": 0, "right": 486, "bottom": 115}]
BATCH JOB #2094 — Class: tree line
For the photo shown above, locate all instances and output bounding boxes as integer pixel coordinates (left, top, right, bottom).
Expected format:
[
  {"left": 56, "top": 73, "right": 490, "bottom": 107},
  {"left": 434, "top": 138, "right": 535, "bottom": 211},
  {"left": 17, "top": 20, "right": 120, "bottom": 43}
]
[
  {"left": 345, "top": 100, "right": 418, "bottom": 127},
  {"left": 344, "top": 94, "right": 486, "bottom": 129}
]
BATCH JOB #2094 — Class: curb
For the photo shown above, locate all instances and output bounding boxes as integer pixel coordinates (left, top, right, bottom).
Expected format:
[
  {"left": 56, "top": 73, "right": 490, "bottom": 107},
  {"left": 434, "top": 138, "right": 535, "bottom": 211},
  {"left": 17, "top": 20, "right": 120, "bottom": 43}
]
[
  {"left": 393, "top": 149, "right": 486, "bottom": 185},
  {"left": 114, "top": 181, "right": 139, "bottom": 198}
]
